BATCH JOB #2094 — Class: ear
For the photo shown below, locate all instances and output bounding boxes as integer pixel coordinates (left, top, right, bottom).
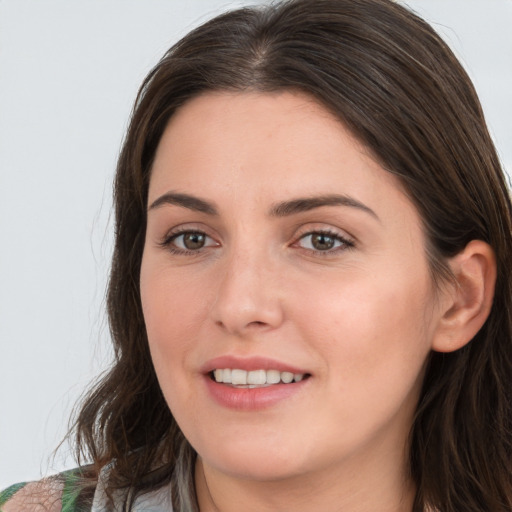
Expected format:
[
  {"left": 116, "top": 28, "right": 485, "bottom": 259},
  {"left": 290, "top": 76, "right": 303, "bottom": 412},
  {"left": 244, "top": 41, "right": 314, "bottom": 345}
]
[{"left": 432, "top": 240, "right": 496, "bottom": 353}]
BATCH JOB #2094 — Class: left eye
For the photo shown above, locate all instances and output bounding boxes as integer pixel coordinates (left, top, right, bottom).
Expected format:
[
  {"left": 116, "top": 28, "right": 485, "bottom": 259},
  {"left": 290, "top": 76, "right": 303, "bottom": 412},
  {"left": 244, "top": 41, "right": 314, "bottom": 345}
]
[{"left": 297, "top": 232, "right": 350, "bottom": 252}]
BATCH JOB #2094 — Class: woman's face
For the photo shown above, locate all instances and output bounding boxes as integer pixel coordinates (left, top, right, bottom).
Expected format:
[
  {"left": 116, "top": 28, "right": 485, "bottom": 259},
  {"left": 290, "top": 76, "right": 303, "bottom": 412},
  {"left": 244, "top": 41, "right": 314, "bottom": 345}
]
[{"left": 141, "top": 91, "right": 443, "bottom": 484}]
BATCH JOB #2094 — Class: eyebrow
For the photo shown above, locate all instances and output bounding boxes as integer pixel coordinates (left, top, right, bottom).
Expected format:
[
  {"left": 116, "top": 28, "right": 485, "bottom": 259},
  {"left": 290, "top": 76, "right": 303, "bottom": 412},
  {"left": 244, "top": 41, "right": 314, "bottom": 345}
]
[
  {"left": 269, "top": 194, "right": 379, "bottom": 220},
  {"left": 149, "top": 192, "right": 218, "bottom": 215},
  {"left": 149, "top": 191, "right": 378, "bottom": 221}
]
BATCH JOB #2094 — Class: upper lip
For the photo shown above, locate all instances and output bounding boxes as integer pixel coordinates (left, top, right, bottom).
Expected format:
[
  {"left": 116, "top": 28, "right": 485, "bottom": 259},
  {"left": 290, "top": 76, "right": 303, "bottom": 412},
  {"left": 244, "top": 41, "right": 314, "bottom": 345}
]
[{"left": 200, "top": 355, "right": 309, "bottom": 375}]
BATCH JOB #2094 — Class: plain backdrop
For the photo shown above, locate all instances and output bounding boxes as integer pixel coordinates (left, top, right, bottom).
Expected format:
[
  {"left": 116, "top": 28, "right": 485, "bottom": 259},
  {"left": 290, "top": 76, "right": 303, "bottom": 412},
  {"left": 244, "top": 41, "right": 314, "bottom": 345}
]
[{"left": 1, "top": 0, "right": 511, "bottom": 488}]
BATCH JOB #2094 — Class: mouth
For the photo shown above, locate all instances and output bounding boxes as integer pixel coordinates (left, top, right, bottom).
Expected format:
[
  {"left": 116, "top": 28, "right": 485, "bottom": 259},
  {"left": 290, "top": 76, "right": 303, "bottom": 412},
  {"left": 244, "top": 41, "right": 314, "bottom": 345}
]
[
  {"left": 201, "top": 356, "right": 311, "bottom": 409},
  {"left": 210, "top": 368, "right": 311, "bottom": 388}
]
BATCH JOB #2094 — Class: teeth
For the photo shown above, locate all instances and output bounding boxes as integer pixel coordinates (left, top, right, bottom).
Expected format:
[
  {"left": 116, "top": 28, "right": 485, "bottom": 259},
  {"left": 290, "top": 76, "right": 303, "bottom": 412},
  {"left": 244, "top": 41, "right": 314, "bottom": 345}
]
[
  {"left": 231, "top": 369, "right": 247, "bottom": 385},
  {"left": 247, "top": 370, "right": 266, "bottom": 385},
  {"left": 281, "top": 371, "right": 294, "bottom": 383},
  {"left": 267, "top": 369, "right": 281, "bottom": 384},
  {"left": 222, "top": 368, "right": 232, "bottom": 384},
  {"left": 213, "top": 369, "right": 307, "bottom": 386}
]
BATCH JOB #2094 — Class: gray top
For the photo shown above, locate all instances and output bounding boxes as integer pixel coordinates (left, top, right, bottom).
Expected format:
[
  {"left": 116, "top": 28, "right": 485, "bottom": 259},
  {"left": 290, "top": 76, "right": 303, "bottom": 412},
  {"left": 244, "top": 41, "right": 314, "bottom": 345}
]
[{"left": 91, "top": 463, "right": 174, "bottom": 512}]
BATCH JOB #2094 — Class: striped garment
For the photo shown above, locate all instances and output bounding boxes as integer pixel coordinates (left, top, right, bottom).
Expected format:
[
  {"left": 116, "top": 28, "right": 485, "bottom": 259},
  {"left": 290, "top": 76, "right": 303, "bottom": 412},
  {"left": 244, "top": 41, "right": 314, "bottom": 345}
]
[{"left": 0, "top": 465, "right": 174, "bottom": 511}]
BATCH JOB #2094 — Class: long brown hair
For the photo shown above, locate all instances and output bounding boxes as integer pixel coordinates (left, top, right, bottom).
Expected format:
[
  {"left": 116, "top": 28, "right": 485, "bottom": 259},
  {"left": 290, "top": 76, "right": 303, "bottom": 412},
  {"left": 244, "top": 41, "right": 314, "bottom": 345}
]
[{"left": 70, "top": 0, "right": 512, "bottom": 510}]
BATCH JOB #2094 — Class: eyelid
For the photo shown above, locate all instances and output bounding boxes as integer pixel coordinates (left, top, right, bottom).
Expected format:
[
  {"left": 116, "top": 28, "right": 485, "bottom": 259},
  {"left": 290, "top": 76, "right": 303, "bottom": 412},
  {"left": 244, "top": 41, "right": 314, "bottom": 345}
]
[
  {"left": 159, "top": 225, "right": 220, "bottom": 255},
  {"left": 172, "top": 232, "right": 217, "bottom": 247},
  {"left": 291, "top": 225, "right": 355, "bottom": 254},
  {"left": 156, "top": 223, "right": 355, "bottom": 256}
]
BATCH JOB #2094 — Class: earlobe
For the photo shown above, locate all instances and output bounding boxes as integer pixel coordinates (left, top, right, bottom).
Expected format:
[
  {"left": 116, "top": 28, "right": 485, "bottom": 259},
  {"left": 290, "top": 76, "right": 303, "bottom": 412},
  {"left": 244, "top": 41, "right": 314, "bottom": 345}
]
[{"left": 432, "top": 240, "right": 496, "bottom": 353}]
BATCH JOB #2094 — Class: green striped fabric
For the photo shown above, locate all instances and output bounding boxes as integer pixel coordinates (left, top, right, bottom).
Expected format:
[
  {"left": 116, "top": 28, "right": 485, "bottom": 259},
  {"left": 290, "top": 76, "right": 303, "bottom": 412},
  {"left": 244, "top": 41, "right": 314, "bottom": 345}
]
[
  {"left": 0, "top": 481, "right": 28, "bottom": 509},
  {"left": 0, "top": 468, "right": 91, "bottom": 511},
  {"left": 61, "top": 468, "right": 83, "bottom": 511}
]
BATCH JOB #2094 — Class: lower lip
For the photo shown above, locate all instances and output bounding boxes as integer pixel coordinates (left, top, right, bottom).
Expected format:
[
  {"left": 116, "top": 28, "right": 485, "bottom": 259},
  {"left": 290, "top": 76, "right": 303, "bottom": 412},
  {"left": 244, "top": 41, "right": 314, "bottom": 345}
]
[{"left": 204, "top": 375, "right": 308, "bottom": 411}]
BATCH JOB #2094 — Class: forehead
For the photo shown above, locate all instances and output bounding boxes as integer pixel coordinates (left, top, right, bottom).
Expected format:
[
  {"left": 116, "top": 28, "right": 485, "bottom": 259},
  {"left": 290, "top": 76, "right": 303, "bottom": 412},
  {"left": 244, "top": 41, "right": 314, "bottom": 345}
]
[{"left": 148, "top": 91, "right": 411, "bottom": 219}]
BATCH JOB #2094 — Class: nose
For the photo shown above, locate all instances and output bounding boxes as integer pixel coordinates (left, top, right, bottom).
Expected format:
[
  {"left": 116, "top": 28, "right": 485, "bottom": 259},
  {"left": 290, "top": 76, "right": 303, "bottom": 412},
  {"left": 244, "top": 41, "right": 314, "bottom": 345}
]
[{"left": 211, "top": 247, "right": 284, "bottom": 336}]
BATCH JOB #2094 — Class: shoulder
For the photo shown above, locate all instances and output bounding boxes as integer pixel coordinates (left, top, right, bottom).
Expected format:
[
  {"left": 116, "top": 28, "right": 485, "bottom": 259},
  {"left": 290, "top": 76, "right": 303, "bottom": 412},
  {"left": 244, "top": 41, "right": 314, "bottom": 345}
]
[
  {"left": 0, "top": 463, "right": 175, "bottom": 512},
  {"left": 0, "top": 478, "right": 63, "bottom": 512},
  {"left": 0, "top": 467, "right": 96, "bottom": 512}
]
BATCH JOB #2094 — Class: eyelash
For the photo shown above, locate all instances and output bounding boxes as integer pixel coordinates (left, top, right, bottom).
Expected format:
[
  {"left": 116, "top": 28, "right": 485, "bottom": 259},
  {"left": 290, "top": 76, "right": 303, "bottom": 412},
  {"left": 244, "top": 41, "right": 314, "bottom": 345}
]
[
  {"left": 294, "top": 229, "right": 355, "bottom": 256},
  {"left": 159, "top": 228, "right": 217, "bottom": 256},
  {"left": 159, "top": 228, "right": 355, "bottom": 256}
]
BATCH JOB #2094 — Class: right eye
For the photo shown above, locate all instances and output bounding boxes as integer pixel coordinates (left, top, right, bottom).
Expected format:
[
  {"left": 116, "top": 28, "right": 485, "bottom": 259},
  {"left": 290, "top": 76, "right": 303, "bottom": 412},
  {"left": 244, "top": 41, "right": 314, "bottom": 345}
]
[{"left": 166, "top": 231, "right": 217, "bottom": 252}]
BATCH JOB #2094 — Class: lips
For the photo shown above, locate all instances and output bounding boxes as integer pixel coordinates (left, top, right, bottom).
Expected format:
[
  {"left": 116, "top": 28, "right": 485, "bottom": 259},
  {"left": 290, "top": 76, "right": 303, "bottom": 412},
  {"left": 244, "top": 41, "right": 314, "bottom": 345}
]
[
  {"left": 201, "top": 355, "right": 308, "bottom": 375},
  {"left": 201, "top": 355, "right": 311, "bottom": 410}
]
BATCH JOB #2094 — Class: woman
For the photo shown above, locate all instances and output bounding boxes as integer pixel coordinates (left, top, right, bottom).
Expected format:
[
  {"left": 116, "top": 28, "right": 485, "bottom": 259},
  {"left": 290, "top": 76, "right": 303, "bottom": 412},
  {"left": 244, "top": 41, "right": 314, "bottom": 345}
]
[{"left": 2, "top": 0, "right": 511, "bottom": 510}]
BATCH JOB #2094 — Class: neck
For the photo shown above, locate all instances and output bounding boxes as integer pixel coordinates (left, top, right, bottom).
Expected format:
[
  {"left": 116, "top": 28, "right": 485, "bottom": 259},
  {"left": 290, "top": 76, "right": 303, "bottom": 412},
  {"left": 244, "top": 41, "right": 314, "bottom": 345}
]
[{"left": 194, "top": 450, "right": 415, "bottom": 512}]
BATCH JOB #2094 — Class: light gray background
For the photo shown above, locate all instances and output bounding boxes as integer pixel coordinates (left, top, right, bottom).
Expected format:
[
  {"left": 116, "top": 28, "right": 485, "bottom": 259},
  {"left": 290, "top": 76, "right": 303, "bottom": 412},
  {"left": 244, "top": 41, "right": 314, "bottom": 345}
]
[{"left": 1, "top": 0, "right": 511, "bottom": 488}]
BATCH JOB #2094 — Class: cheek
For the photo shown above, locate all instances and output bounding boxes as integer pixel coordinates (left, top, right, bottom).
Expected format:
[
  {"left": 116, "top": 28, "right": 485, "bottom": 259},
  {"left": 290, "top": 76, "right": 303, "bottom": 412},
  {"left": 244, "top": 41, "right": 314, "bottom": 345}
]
[
  {"left": 298, "top": 275, "right": 433, "bottom": 446},
  {"left": 140, "top": 254, "right": 206, "bottom": 396},
  {"left": 141, "top": 251, "right": 207, "bottom": 339},
  {"left": 295, "top": 264, "right": 435, "bottom": 390}
]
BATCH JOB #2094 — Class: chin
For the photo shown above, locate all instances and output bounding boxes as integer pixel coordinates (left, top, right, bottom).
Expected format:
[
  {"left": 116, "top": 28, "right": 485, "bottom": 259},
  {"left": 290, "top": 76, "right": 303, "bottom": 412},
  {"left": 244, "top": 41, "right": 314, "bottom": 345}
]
[
  {"left": 196, "top": 434, "right": 310, "bottom": 481},
  {"left": 209, "top": 456, "right": 305, "bottom": 482}
]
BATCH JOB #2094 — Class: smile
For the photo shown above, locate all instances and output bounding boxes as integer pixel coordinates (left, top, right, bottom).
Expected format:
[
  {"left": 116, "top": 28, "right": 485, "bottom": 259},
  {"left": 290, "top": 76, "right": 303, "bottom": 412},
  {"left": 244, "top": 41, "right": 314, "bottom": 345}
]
[{"left": 212, "top": 368, "right": 307, "bottom": 387}]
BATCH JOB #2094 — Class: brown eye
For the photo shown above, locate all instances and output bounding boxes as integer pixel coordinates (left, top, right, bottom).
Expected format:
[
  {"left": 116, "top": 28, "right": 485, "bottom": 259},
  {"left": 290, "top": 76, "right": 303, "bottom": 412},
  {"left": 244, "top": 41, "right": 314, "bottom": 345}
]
[
  {"left": 168, "top": 231, "right": 217, "bottom": 252},
  {"left": 296, "top": 231, "right": 353, "bottom": 253},
  {"left": 310, "top": 233, "right": 336, "bottom": 251},
  {"left": 182, "top": 232, "right": 206, "bottom": 250}
]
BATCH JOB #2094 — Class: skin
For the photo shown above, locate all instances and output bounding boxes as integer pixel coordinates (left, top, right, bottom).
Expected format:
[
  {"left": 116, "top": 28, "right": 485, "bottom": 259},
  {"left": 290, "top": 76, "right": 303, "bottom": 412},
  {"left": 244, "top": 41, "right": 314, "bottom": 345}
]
[{"left": 140, "top": 91, "right": 488, "bottom": 512}]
